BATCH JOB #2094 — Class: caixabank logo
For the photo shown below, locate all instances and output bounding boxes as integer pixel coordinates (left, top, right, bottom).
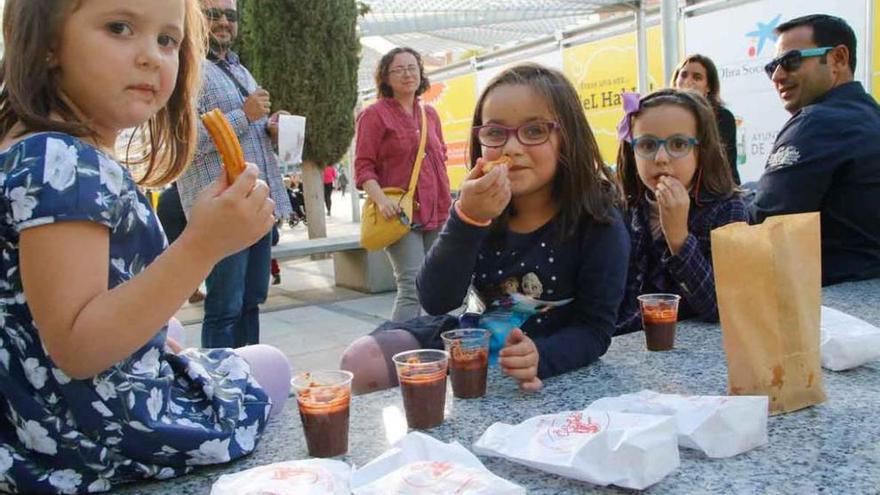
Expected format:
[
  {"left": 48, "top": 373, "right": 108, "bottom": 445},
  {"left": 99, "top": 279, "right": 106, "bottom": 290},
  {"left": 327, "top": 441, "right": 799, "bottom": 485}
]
[{"left": 745, "top": 13, "right": 781, "bottom": 58}]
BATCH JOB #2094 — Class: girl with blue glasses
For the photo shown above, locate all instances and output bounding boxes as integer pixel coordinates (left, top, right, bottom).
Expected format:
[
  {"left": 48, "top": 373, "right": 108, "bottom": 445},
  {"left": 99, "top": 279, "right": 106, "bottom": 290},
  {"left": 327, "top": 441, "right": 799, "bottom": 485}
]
[{"left": 614, "top": 89, "right": 747, "bottom": 335}]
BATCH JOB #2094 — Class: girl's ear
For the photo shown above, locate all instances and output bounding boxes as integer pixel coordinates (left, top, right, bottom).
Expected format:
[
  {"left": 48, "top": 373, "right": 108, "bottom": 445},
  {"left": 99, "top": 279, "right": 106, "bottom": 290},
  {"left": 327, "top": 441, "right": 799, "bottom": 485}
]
[{"left": 47, "top": 51, "right": 58, "bottom": 69}]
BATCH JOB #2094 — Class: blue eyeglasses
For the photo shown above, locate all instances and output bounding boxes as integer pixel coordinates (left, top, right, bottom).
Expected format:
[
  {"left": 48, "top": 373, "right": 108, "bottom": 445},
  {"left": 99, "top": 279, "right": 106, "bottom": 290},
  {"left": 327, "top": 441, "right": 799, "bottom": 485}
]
[
  {"left": 632, "top": 134, "right": 699, "bottom": 160},
  {"left": 763, "top": 46, "right": 833, "bottom": 79}
]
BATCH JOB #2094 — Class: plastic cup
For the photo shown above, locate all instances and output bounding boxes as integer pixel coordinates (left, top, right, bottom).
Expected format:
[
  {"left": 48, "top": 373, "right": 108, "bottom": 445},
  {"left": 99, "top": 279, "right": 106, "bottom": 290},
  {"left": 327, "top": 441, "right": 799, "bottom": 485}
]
[
  {"left": 291, "top": 370, "right": 353, "bottom": 457},
  {"left": 392, "top": 349, "right": 449, "bottom": 429},
  {"left": 637, "top": 294, "right": 681, "bottom": 351},
  {"left": 441, "top": 329, "right": 490, "bottom": 399}
]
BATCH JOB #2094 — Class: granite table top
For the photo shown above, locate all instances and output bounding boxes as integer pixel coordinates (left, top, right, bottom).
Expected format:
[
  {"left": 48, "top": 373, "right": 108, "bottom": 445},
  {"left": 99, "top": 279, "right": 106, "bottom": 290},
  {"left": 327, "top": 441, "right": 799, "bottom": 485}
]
[{"left": 117, "top": 278, "right": 880, "bottom": 494}]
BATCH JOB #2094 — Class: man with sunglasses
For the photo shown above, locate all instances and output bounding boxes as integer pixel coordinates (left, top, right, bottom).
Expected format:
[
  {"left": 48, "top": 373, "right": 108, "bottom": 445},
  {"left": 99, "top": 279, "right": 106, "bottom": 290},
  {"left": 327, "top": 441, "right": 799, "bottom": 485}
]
[
  {"left": 176, "top": 0, "right": 293, "bottom": 348},
  {"left": 749, "top": 14, "right": 880, "bottom": 286}
]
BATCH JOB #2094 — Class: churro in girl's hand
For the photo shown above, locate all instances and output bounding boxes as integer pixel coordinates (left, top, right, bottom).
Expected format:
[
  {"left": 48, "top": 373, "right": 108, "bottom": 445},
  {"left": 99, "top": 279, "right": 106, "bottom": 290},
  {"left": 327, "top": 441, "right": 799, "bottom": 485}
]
[
  {"left": 201, "top": 108, "right": 246, "bottom": 183},
  {"left": 481, "top": 155, "right": 512, "bottom": 174}
]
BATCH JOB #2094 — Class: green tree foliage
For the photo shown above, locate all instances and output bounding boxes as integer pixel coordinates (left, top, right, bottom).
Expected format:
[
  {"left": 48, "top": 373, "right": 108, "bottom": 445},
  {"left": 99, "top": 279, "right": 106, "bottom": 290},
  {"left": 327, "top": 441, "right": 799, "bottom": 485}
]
[{"left": 239, "top": 0, "right": 360, "bottom": 166}]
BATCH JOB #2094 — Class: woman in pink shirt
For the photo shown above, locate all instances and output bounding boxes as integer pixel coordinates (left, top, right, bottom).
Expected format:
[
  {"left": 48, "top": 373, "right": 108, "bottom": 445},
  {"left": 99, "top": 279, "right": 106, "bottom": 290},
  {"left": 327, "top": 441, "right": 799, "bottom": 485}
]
[
  {"left": 353, "top": 47, "right": 451, "bottom": 322},
  {"left": 323, "top": 165, "right": 338, "bottom": 215}
]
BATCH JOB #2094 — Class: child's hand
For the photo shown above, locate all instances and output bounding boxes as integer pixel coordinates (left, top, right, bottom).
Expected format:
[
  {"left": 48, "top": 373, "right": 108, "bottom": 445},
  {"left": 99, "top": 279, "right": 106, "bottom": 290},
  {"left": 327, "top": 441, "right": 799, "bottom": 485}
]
[
  {"left": 499, "top": 328, "right": 543, "bottom": 392},
  {"left": 655, "top": 175, "right": 690, "bottom": 255},
  {"left": 182, "top": 163, "right": 276, "bottom": 263},
  {"left": 457, "top": 158, "right": 512, "bottom": 223}
]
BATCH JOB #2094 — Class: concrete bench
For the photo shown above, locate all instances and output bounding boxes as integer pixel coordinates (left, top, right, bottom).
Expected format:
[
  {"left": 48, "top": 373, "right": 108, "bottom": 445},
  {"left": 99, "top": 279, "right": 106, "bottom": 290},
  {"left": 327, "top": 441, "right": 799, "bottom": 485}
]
[{"left": 271, "top": 234, "right": 395, "bottom": 294}]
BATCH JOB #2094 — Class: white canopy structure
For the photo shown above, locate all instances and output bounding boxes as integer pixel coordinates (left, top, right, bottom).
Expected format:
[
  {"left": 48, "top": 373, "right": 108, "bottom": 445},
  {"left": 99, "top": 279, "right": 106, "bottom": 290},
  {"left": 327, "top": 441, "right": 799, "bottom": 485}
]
[{"left": 357, "top": 0, "right": 681, "bottom": 93}]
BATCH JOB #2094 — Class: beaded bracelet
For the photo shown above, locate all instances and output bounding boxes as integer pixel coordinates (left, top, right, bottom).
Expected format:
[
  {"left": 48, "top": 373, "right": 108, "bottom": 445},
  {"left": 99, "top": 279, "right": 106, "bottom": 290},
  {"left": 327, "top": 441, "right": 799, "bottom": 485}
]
[{"left": 454, "top": 200, "right": 492, "bottom": 227}]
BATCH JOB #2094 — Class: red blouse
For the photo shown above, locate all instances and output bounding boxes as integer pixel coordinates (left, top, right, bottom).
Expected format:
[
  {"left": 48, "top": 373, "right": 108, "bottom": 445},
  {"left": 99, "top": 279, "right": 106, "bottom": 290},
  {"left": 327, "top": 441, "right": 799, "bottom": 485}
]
[{"left": 355, "top": 97, "right": 451, "bottom": 231}]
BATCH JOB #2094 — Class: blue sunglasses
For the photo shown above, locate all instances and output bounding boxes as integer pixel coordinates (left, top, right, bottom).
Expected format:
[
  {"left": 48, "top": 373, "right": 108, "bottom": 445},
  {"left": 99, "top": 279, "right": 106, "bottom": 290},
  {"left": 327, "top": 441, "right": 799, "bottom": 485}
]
[{"left": 763, "top": 46, "right": 833, "bottom": 79}]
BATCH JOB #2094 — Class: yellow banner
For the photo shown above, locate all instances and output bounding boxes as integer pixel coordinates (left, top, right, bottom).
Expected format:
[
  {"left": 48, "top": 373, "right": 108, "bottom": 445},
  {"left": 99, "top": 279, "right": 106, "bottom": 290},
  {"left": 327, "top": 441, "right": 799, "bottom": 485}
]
[
  {"left": 424, "top": 73, "right": 476, "bottom": 191},
  {"left": 874, "top": 0, "right": 880, "bottom": 100},
  {"left": 563, "top": 27, "right": 665, "bottom": 165}
]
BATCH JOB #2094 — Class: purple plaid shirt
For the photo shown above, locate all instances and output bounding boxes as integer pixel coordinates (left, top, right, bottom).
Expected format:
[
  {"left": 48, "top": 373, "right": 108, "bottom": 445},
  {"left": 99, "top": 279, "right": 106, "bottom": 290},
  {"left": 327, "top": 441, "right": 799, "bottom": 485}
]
[
  {"left": 616, "top": 193, "right": 748, "bottom": 334},
  {"left": 176, "top": 51, "right": 291, "bottom": 217}
]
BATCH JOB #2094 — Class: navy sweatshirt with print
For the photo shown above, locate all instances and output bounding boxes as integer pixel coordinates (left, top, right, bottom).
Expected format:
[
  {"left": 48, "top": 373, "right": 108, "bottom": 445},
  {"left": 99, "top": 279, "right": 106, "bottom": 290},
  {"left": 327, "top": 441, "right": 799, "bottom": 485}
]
[{"left": 417, "top": 206, "right": 630, "bottom": 379}]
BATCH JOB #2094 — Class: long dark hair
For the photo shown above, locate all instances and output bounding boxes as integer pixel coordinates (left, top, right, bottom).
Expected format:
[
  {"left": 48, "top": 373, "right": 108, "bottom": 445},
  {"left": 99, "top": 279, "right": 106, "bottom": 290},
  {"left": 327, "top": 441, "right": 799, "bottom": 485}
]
[
  {"left": 374, "top": 47, "right": 430, "bottom": 98},
  {"left": 616, "top": 89, "right": 736, "bottom": 209},
  {"left": 671, "top": 54, "right": 723, "bottom": 109},
  {"left": 0, "top": 0, "right": 207, "bottom": 187},
  {"left": 469, "top": 63, "right": 619, "bottom": 240}
]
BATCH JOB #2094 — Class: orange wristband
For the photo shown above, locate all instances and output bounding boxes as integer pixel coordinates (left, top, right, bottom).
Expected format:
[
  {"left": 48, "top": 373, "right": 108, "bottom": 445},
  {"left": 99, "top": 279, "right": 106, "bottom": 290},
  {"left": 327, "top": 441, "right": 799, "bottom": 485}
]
[{"left": 454, "top": 201, "right": 491, "bottom": 227}]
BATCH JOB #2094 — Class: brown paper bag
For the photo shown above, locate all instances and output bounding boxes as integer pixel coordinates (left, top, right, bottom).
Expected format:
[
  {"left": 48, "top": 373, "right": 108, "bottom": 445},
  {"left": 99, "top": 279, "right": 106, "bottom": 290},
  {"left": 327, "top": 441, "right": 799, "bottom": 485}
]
[{"left": 711, "top": 212, "right": 826, "bottom": 414}]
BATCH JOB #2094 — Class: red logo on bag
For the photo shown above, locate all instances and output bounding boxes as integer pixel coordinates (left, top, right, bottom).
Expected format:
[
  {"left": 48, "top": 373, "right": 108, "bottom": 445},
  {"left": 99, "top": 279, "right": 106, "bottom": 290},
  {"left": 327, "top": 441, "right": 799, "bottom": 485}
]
[
  {"left": 554, "top": 412, "right": 601, "bottom": 437},
  {"left": 536, "top": 411, "right": 608, "bottom": 453}
]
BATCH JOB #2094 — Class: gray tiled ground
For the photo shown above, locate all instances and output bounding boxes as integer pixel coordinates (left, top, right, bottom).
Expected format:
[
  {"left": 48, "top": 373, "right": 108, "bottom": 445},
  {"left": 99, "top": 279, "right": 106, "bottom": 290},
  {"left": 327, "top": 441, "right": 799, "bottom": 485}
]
[{"left": 180, "top": 291, "right": 394, "bottom": 374}]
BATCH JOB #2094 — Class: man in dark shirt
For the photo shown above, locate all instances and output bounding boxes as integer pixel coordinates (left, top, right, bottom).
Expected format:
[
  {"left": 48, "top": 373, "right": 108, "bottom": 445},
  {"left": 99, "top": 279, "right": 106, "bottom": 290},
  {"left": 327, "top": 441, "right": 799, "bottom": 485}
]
[{"left": 749, "top": 14, "right": 880, "bottom": 285}]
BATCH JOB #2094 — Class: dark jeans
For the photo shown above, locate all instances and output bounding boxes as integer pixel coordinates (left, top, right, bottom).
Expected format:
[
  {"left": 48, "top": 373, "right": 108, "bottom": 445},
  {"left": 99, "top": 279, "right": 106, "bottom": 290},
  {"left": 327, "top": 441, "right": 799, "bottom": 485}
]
[
  {"left": 202, "top": 232, "right": 272, "bottom": 348},
  {"left": 324, "top": 183, "right": 333, "bottom": 214},
  {"left": 156, "top": 184, "right": 186, "bottom": 243}
]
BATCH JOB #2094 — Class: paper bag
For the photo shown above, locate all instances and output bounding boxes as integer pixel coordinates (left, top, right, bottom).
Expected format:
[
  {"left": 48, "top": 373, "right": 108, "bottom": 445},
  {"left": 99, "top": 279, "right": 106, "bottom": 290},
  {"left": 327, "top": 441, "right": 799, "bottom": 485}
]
[
  {"left": 278, "top": 114, "right": 306, "bottom": 165},
  {"left": 711, "top": 212, "right": 826, "bottom": 414},
  {"left": 210, "top": 459, "right": 351, "bottom": 495},
  {"left": 351, "top": 432, "right": 524, "bottom": 494},
  {"left": 587, "top": 390, "right": 768, "bottom": 458},
  {"left": 472, "top": 410, "right": 679, "bottom": 490},
  {"left": 821, "top": 306, "right": 880, "bottom": 371}
]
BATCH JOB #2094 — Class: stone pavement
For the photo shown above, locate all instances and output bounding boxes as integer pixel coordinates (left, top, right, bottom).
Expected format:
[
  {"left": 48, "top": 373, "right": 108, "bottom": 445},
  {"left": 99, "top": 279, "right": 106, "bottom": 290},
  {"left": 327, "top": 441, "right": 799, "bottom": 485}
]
[{"left": 173, "top": 190, "right": 391, "bottom": 373}]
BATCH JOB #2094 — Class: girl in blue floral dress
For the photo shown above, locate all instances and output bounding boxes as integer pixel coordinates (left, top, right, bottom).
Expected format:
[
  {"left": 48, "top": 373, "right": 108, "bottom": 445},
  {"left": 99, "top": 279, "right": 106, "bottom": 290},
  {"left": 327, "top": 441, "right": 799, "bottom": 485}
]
[{"left": 0, "top": 0, "right": 290, "bottom": 493}]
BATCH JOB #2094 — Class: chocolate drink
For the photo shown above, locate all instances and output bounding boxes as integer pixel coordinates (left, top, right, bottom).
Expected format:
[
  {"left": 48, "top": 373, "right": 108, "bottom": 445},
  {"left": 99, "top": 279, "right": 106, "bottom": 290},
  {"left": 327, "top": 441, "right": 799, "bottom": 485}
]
[
  {"left": 399, "top": 371, "right": 447, "bottom": 429},
  {"left": 449, "top": 351, "right": 488, "bottom": 399},
  {"left": 642, "top": 308, "right": 677, "bottom": 351},
  {"left": 298, "top": 404, "right": 350, "bottom": 457}
]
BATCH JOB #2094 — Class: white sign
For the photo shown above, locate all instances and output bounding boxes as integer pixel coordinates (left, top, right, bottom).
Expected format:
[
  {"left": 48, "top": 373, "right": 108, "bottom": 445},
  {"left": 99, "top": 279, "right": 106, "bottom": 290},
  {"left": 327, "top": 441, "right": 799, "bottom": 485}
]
[{"left": 684, "top": 0, "right": 869, "bottom": 182}]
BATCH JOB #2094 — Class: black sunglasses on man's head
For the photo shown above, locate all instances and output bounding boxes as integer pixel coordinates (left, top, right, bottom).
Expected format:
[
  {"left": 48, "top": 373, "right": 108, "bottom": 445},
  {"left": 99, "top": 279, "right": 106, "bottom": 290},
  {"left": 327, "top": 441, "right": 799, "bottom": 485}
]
[{"left": 203, "top": 8, "right": 238, "bottom": 22}]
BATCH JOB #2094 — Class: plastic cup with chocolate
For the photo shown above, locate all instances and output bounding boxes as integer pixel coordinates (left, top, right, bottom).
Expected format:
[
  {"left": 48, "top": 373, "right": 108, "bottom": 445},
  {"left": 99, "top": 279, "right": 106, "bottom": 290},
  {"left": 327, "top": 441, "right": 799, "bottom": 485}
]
[
  {"left": 392, "top": 349, "right": 449, "bottom": 429},
  {"left": 441, "top": 329, "right": 490, "bottom": 399},
  {"left": 637, "top": 294, "right": 681, "bottom": 351},
  {"left": 291, "top": 370, "right": 353, "bottom": 457}
]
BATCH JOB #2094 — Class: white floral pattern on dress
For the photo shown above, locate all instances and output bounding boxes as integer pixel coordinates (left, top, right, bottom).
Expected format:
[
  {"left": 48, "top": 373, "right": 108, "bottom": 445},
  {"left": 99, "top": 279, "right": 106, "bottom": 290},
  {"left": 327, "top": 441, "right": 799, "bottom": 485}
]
[
  {"left": 48, "top": 469, "right": 82, "bottom": 494},
  {"left": 186, "top": 438, "right": 231, "bottom": 465},
  {"left": 8, "top": 187, "right": 37, "bottom": 223},
  {"left": 22, "top": 358, "right": 47, "bottom": 389},
  {"left": 0, "top": 447, "right": 12, "bottom": 475},
  {"left": 234, "top": 422, "right": 260, "bottom": 452},
  {"left": 43, "top": 137, "right": 78, "bottom": 191},
  {"left": 98, "top": 155, "right": 124, "bottom": 196},
  {"left": 17, "top": 420, "right": 57, "bottom": 455},
  {"left": 146, "top": 388, "right": 163, "bottom": 421}
]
